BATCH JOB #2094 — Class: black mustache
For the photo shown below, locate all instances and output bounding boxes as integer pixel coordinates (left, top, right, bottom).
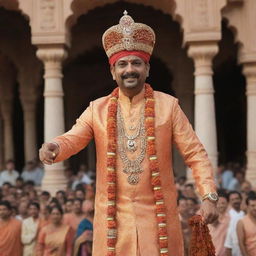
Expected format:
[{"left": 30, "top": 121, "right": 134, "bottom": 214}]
[{"left": 121, "top": 72, "right": 140, "bottom": 80}]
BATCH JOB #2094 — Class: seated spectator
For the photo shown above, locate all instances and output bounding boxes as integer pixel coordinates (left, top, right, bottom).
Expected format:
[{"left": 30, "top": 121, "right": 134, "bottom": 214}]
[
  {"left": 209, "top": 192, "right": 230, "bottom": 256},
  {"left": 65, "top": 199, "right": 74, "bottom": 213},
  {"left": 221, "top": 162, "right": 234, "bottom": 190},
  {"left": 224, "top": 191, "right": 245, "bottom": 256},
  {"left": 176, "top": 176, "right": 187, "bottom": 191},
  {"left": 56, "top": 190, "right": 67, "bottom": 206},
  {"left": 21, "top": 161, "right": 43, "bottom": 186},
  {"left": 1, "top": 182, "right": 12, "bottom": 197},
  {"left": 16, "top": 201, "right": 29, "bottom": 221},
  {"left": 237, "top": 194, "right": 256, "bottom": 256},
  {"left": 40, "top": 191, "right": 51, "bottom": 204},
  {"left": 182, "top": 183, "right": 198, "bottom": 199},
  {"left": 21, "top": 202, "right": 41, "bottom": 255},
  {"left": 186, "top": 197, "right": 198, "bottom": 218},
  {"left": 74, "top": 199, "right": 94, "bottom": 256},
  {"left": 36, "top": 205, "right": 74, "bottom": 256},
  {"left": 0, "top": 200, "right": 22, "bottom": 256},
  {"left": 227, "top": 171, "right": 245, "bottom": 191},
  {"left": 40, "top": 204, "right": 51, "bottom": 227},
  {"left": 177, "top": 196, "right": 190, "bottom": 256},
  {"left": 64, "top": 167, "right": 76, "bottom": 189},
  {"left": 15, "top": 177, "right": 24, "bottom": 189},
  {"left": 0, "top": 160, "right": 19, "bottom": 187},
  {"left": 63, "top": 198, "right": 85, "bottom": 232},
  {"left": 84, "top": 184, "right": 95, "bottom": 201},
  {"left": 75, "top": 188, "right": 86, "bottom": 201}
]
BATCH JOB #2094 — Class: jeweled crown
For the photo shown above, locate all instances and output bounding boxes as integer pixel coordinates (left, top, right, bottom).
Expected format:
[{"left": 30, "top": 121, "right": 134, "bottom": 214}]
[{"left": 102, "top": 11, "right": 155, "bottom": 58}]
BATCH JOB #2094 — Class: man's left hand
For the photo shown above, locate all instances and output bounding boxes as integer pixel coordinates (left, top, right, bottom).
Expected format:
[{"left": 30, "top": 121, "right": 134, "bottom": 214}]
[{"left": 198, "top": 199, "right": 218, "bottom": 224}]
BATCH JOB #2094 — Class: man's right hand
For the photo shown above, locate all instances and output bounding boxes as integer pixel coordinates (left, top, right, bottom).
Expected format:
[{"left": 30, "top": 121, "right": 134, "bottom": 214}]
[{"left": 39, "top": 142, "right": 60, "bottom": 165}]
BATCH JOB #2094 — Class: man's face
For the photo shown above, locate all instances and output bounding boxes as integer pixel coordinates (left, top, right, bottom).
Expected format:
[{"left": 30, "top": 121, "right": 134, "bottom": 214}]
[
  {"left": 65, "top": 201, "right": 73, "bottom": 213},
  {"left": 75, "top": 191, "right": 85, "bottom": 201},
  {"left": 178, "top": 199, "right": 187, "bottom": 215},
  {"left": 83, "top": 199, "right": 94, "bottom": 215},
  {"left": 186, "top": 199, "right": 197, "bottom": 215},
  {"left": 0, "top": 205, "right": 11, "bottom": 220},
  {"left": 217, "top": 197, "right": 228, "bottom": 214},
  {"left": 111, "top": 55, "right": 149, "bottom": 91},
  {"left": 6, "top": 162, "right": 14, "bottom": 171},
  {"left": 247, "top": 200, "right": 256, "bottom": 218},
  {"left": 29, "top": 205, "right": 39, "bottom": 218},
  {"left": 229, "top": 193, "right": 242, "bottom": 210},
  {"left": 73, "top": 200, "right": 82, "bottom": 214}
]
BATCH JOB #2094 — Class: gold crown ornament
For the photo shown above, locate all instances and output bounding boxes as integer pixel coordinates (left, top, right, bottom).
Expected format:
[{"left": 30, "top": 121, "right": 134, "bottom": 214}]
[{"left": 102, "top": 11, "right": 155, "bottom": 61}]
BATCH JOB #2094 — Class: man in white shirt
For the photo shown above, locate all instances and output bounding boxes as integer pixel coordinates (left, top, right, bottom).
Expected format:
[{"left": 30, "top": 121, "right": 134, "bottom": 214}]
[
  {"left": 21, "top": 202, "right": 41, "bottom": 256},
  {"left": 21, "top": 161, "right": 43, "bottom": 186},
  {"left": 225, "top": 191, "right": 245, "bottom": 256},
  {"left": 0, "top": 160, "right": 19, "bottom": 187}
]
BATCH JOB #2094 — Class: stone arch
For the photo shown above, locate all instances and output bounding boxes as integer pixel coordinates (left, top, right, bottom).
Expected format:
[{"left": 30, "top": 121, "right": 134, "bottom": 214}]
[
  {"left": 221, "top": 4, "right": 245, "bottom": 58},
  {"left": 222, "top": 17, "right": 244, "bottom": 54},
  {"left": 65, "top": 0, "right": 180, "bottom": 32}
]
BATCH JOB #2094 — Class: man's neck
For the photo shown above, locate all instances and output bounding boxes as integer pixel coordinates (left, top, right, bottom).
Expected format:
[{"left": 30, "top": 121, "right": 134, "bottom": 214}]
[
  {"left": 233, "top": 207, "right": 241, "bottom": 213},
  {"left": 119, "top": 85, "right": 144, "bottom": 101}
]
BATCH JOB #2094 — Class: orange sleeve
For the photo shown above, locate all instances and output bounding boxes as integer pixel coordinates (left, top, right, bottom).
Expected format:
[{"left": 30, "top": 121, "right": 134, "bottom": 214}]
[
  {"left": 35, "top": 228, "right": 46, "bottom": 256},
  {"left": 53, "top": 102, "right": 94, "bottom": 162},
  {"left": 171, "top": 99, "right": 216, "bottom": 196}
]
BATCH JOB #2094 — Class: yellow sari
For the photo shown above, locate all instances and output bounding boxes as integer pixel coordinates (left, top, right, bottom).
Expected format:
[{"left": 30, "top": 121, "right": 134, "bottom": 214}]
[{"left": 36, "top": 223, "right": 74, "bottom": 256}]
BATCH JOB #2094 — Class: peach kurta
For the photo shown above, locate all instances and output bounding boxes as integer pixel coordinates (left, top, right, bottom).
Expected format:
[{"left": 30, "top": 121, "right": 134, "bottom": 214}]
[
  {"left": 53, "top": 86, "right": 216, "bottom": 256},
  {"left": 0, "top": 218, "right": 22, "bottom": 256}
]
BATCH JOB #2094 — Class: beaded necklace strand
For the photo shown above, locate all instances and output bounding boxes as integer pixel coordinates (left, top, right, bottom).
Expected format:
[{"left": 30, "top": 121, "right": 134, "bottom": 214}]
[{"left": 106, "top": 84, "right": 169, "bottom": 256}]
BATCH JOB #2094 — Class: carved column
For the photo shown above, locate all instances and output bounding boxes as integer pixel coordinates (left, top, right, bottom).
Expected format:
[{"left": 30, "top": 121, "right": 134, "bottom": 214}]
[
  {"left": 0, "top": 117, "right": 4, "bottom": 170},
  {"left": 20, "top": 96, "right": 37, "bottom": 162},
  {"left": 243, "top": 62, "right": 256, "bottom": 187},
  {"left": 0, "top": 98, "right": 14, "bottom": 161},
  {"left": 187, "top": 43, "right": 219, "bottom": 182},
  {"left": 37, "top": 46, "right": 67, "bottom": 194}
]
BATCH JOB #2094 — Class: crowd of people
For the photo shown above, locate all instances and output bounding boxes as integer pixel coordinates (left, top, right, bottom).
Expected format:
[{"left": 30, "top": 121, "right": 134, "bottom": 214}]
[
  {"left": 0, "top": 160, "right": 255, "bottom": 256},
  {"left": 176, "top": 162, "right": 256, "bottom": 256}
]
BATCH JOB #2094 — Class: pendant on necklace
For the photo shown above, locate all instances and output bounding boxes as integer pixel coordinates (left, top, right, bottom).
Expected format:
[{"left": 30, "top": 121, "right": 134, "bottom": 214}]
[
  {"left": 129, "top": 125, "right": 136, "bottom": 130},
  {"left": 127, "top": 139, "right": 137, "bottom": 152},
  {"left": 128, "top": 173, "right": 139, "bottom": 185}
]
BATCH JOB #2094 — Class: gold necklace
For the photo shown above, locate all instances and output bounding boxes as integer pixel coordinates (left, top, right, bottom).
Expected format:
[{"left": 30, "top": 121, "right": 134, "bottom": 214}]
[{"left": 117, "top": 103, "right": 146, "bottom": 185}]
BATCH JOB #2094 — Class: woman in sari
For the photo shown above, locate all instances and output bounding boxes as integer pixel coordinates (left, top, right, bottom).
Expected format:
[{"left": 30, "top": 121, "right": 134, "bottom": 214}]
[
  {"left": 73, "top": 199, "right": 94, "bottom": 256},
  {"left": 36, "top": 205, "right": 74, "bottom": 256}
]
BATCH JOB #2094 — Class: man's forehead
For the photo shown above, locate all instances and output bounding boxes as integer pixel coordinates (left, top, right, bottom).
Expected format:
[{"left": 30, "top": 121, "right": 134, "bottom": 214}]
[{"left": 117, "top": 55, "right": 144, "bottom": 62}]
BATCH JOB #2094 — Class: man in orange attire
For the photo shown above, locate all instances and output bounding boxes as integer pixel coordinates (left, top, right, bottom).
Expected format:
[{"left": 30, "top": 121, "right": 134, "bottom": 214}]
[
  {"left": 237, "top": 194, "right": 256, "bottom": 256},
  {"left": 63, "top": 198, "right": 85, "bottom": 232},
  {"left": 39, "top": 11, "right": 218, "bottom": 256},
  {"left": 0, "top": 200, "right": 22, "bottom": 256},
  {"left": 209, "top": 192, "right": 230, "bottom": 256}
]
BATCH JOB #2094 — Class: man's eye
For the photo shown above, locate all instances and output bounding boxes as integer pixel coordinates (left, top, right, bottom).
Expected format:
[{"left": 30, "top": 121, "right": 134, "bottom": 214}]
[{"left": 118, "top": 62, "right": 126, "bottom": 67}]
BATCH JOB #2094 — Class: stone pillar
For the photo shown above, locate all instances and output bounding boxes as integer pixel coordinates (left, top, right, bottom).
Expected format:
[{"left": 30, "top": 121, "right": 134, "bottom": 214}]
[
  {"left": 20, "top": 96, "right": 37, "bottom": 162},
  {"left": 243, "top": 62, "right": 256, "bottom": 188},
  {"left": 37, "top": 46, "right": 67, "bottom": 194},
  {"left": 187, "top": 43, "right": 219, "bottom": 182},
  {"left": 0, "top": 117, "right": 4, "bottom": 170},
  {"left": 0, "top": 98, "right": 14, "bottom": 161}
]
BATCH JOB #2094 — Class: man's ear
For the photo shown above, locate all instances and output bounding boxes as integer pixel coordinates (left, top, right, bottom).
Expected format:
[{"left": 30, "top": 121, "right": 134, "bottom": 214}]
[
  {"left": 146, "top": 63, "right": 150, "bottom": 78},
  {"left": 110, "top": 65, "right": 116, "bottom": 80}
]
